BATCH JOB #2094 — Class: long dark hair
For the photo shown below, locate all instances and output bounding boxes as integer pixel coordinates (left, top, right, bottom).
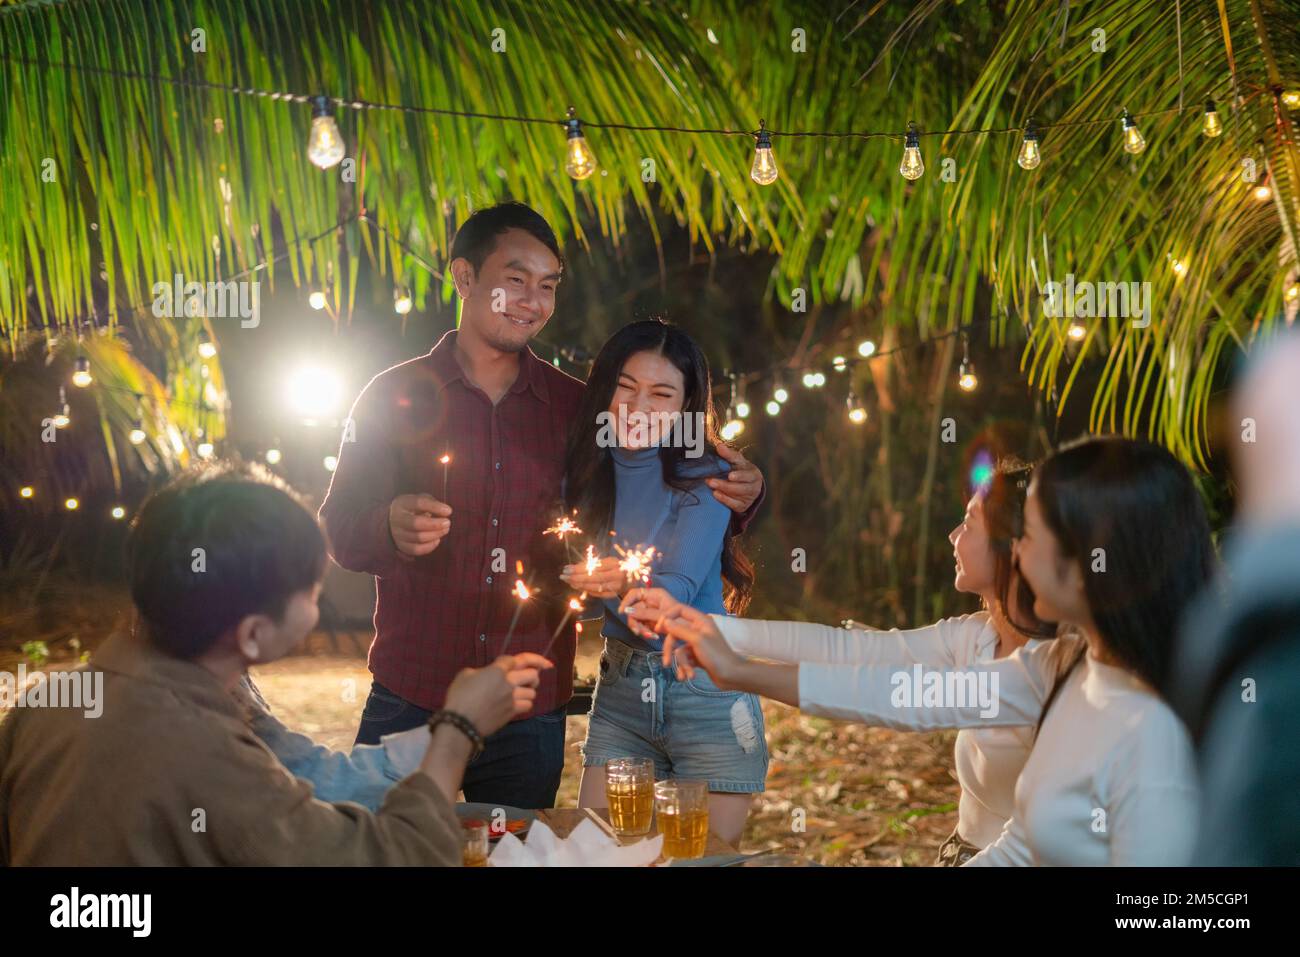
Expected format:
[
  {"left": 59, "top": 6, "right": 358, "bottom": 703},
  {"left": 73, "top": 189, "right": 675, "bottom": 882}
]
[
  {"left": 1033, "top": 436, "right": 1217, "bottom": 732},
  {"left": 981, "top": 460, "right": 1055, "bottom": 641},
  {"left": 562, "top": 319, "right": 754, "bottom": 613}
]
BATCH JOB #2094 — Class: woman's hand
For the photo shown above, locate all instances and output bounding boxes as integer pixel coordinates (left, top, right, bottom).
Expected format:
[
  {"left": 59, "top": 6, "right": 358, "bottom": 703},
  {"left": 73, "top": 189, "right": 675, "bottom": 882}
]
[
  {"left": 560, "top": 556, "right": 625, "bottom": 599},
  {"left": 620, "top": 587, "right": 746, "bottom": 688}
]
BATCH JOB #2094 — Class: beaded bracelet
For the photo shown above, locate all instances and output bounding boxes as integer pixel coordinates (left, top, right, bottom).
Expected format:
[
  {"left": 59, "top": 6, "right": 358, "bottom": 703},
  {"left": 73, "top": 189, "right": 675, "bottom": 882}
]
[{"left": 427, "top": 709, "right": 486, "bottom": 760}]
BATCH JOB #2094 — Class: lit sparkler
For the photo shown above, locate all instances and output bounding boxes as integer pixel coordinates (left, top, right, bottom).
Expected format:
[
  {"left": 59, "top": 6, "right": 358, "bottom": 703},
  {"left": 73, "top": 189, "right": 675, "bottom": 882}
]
[
  {"left": 498, "top": 560, "right": 535, "bottom": 656},
  {"left": 615, "top": 544, "right": 657, "bottom": 586},
  {"left": 543, "top": 512, "right": 583, "bottom": 562}
]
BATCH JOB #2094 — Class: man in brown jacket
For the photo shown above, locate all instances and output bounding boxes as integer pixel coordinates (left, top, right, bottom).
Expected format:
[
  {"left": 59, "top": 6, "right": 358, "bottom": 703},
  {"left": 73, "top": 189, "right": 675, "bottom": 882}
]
[{"left": 0, "top": 464, "right": 550, "bottom": 865}]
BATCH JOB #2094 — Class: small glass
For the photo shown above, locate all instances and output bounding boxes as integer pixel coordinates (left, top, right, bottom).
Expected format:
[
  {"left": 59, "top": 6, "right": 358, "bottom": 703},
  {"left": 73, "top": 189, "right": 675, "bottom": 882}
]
[
  {"left": 605, "top": 757, "right": 655, "bottom": 836},
  {"left": 653, "top": 779, "right": 709, "bottom": 860},
  {"left": 461, "top": 821, "right": 489, "bottom": 867}
]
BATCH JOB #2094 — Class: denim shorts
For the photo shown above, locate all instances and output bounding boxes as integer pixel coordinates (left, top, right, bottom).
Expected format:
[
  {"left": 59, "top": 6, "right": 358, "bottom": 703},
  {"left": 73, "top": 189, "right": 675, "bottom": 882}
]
[{"left": 581, "top": 639, "right": 769, "bottom": 793}]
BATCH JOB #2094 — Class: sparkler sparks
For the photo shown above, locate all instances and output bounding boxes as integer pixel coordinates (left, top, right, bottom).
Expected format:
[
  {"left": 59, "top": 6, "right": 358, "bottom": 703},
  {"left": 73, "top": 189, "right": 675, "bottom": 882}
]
[
  {"left": 615, "top": 544, "right": 657, "bottom": 586},
  {"left": 543, "top": 513, "right": 584, "bottom": 561},
  {"left": 498, "top": 560, "right": 535, "bottom": 656}
]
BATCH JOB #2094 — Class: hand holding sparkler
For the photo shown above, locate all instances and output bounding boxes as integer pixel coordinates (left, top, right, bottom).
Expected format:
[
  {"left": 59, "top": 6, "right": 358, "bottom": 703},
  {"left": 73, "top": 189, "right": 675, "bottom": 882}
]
[
  {"left": 389, "top": 493, "right": 452, "bottom": 557},
  {"left": 497, "top": 561, "right": 537, "bottom": 657},
  {"left": 559, "top": 543, "right": 624, "bottom": 598}
]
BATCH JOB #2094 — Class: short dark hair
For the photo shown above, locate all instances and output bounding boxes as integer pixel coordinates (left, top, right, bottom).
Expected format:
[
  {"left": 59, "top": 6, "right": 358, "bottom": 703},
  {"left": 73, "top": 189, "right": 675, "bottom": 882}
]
[
  {"left": 449, "top": 201, "right": 563, "bottom": 274},
  {"left": 127, "top": 463, "right": 328, "bottom": 659}
]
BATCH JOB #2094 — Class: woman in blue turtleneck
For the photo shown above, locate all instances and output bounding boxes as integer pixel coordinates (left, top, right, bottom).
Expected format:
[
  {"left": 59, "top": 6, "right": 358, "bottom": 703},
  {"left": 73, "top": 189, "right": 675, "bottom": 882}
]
[{"left": 559, "top": 319, "right": 766, "bottom": 844}]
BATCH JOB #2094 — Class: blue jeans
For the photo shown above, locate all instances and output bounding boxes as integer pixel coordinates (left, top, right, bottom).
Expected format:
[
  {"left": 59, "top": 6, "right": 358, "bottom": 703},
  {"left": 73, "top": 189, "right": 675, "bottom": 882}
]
[
  {"left": 581, "top": 639, "right": 769, "bottom": 792},
  {"left": 354, "top": 681, "right": 567, "bottom": 809}
]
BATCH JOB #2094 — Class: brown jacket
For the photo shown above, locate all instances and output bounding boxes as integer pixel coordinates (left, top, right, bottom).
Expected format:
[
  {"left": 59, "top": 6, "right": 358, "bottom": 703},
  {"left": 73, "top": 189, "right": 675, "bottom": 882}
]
[{"left": 0, "top": 632, "right": 462, "bottom": 865}]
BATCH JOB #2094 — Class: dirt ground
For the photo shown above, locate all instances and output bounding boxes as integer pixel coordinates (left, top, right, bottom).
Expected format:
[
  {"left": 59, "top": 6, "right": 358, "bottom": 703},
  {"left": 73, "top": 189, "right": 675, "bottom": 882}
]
[{"left": 3, "top": 624, "right": 961, "bottom": 866}]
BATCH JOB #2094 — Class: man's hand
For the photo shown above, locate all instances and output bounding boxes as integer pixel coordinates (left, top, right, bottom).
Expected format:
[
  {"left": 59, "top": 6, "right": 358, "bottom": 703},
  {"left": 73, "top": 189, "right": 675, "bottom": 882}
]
[
  {"left": 708, "top": 442, "right": 763, "bottom": 513},
  {"left": 389, "top": 494, "right": 452, "bottom": 557},
  {"left": 444, "top": 653, "right": 553, "bottom": 738}
]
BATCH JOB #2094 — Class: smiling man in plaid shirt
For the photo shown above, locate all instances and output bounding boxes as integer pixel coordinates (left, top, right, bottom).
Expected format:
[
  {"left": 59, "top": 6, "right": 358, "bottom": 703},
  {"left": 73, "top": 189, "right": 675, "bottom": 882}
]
[{"left": 320, "top": 203, "right": 764, "bottom": 809}]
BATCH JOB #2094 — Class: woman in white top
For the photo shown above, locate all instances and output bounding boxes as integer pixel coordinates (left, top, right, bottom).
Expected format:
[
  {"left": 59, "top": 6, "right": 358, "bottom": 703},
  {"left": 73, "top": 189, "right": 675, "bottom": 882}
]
[
  {"left": 633, "top": 461, "right": 1057, "bottom": 863},
  {"left": 623, "top": 436, "right": 1216, "bottom": 865}
]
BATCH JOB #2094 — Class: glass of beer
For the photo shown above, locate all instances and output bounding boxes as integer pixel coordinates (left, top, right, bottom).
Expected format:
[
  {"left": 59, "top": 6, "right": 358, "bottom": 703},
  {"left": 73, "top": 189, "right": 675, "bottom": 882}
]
[
  {"left": 461, "top": 821, "right": 489, "bottom": 867},
  {"left": 605, "top": 757, "right": 655, "bottom": 836},
  {"left": 653, "top": 779, "right": 709, "bottom": 860}
]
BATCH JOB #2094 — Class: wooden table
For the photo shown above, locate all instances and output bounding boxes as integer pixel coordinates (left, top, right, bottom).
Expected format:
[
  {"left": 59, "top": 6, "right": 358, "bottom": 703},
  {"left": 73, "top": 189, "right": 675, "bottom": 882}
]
[{"left": 536, "top": 807, "right": 738, "bottom": 860}]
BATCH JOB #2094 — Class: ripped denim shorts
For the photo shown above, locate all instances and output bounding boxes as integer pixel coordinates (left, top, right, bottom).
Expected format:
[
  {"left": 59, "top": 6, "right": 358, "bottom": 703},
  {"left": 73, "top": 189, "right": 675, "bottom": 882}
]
[{"left": 580, "top": 638, "right": 769, "bottom": 793}]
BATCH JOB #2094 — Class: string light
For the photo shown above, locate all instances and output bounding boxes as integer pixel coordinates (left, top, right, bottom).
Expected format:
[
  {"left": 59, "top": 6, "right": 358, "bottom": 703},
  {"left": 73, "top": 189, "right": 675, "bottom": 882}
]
[
  {"left": 52, "top": 387, "right": 70, "bottom": 429},
  {"left": 720, "top": 418, "right": 745, "bottom": 441},
  {"left": 65, "top": 497, "right": 79, "bottom": 511},
  {"left": 1285, "top": 283, "right": 1300, "bottom": 303},
  {"left": 129, "top": 419, "right": 146, "bottom": 445},
  {"left": 1067, "top": 321, "right": 1087, "bottom": 341},
  {"left": 899, "top": 121, "right": 924, "bottom": 180},
  {"left": 1017, "top": 119, "right": 1041, "bottom": 170},
  {"left": 1282, "top": 90, "right": 1300, "bottom": 109},
  {"left": 832, "top": 355, "right": 847, "bottom": 372},
  {"left": 198, "top": 329, "right": 217, "bottom": 359},
  {"left": 20, "top": 486, "right": 33, "bottom": 498},
  {"left": 394, "top": 286, "right": 413, "bottom": 315},
  {"left": 72, "top": 354, "right": 93, "bottom": 388},
  {"left": 765, "top": 399, "right": 781, "bottom": 416},
  {"left": 265, "top": 448, "right": 282, "bottom": 465},
  {"left": 564, "top": 107, "right": 597, "bottom": 180},
  {"left": 958, "top": 333, "right": 978, "bottom": 392},
  {"left": 323, "top": 455, "right": 338, "bottom": 471},
  {"left": 1171, "top": 257, "right": 1188, "bottom": 277},
  {"left": 197, "top": 440, "right": 214, "bottom": 458},
  {"left": 736, "top": 399, "right": 750, "bottom": 418},
  {"left": 1120, "top": 109, "right": 1146, "bottom": 154},
  {"left": 846, "top": 391, "right": 867, "bottom": 424},
  {"left": 309, "top": 290, "right": 327, "bottom": 310},
  {"left": 750, "top": 120, "right": 778, "bottom": 186},
  {"left": 111, "top": 506, "right": 125, "bottom": 520},
  {"left": 773, "top": 382, "right": 789, "bottom": 404},
  {"left": 857, "top": 339, "right": 877, "bottom": 358},
  {"left": 307, "top": 95, "right": 346, "bottom": 169},
  {"left": 1202, "top": 98, "right": 1222, "bottom": 138},
  {"left": 1254, "top": 183, "right": 1272, "bottom": 201}
]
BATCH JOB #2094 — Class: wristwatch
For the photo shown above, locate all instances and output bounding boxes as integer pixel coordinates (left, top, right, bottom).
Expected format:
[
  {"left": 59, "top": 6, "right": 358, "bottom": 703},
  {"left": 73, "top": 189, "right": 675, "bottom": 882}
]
[{"left": 427, "top": 709, "right": 485, "bottom": 760}]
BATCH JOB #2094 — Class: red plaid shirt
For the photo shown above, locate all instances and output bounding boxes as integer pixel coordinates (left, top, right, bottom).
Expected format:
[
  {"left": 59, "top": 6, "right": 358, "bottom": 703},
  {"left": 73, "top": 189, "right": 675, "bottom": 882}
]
[{"left": 320, "top": 331, "right": 586, "bottom": 717}]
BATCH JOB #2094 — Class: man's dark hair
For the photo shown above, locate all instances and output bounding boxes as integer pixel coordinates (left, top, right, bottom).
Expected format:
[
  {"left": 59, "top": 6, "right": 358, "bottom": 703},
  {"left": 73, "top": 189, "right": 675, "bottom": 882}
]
[
  {"left": 449, "top": 201, "right": 563, "bottom": 274},
  {"left": 127, "top": 463, "right": 328, "bottom": 659}
]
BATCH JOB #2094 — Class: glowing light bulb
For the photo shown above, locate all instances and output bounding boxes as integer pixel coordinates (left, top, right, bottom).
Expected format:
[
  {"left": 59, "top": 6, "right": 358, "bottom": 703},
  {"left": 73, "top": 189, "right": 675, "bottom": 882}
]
[
  {"left": 65, "top": 497, "right": 79, "bottom": 511},
  {"left": 265, "top": 448, "right": 282, "bottom": 465},
  {"left": 1121, "top": 110, "right": 1146, "bottom": 155},
  {"left": 1017, "top": 121, "right": 1041, "bottom": 170},
  {"left": 1254, "top": 184, "right": 1273, "bottom": 201},
  {"left": 1067, "top": 322, "right": 1087, "bottom": 341},
  {"left": 52, "top": 388, "right": 70, "bottom": 429},
  {"left": 394, "top": 287, "right": 413, "bottom": 315},
  {"left": 832, "top": 355, "right": 847, "bottom": 372},
  {"left": 765, "top": 400, "right": 781, "bottom": 416},
  {"left": 564, "top": 108, "right": 597, "bottom": 180},
  {"left": 309, "top": 290, "right": 327, "bottom": 310},
  {"left": 20, "top": 486, "right": 34, "bottom": 498},
  {"left": 323, "top": 455, "right": 338, "bottom": 472},
  {"left": 802, "top": 372, "right": 817, "bottom": 389},
  {"left": 129, "top": 420, "right": 146, "bottom": 445},
  {"left": 846, "top": 391, "right": 867, "bottom": 424},
  {"left": 736, "top": 401, "right": 750, "bottom": 418},
  {"left": 958, "top": 360, "right": 979, "bottom": 392},
  {"left": 773, "top": 386, "right": 789, "bottom": 404},
  {"left": 1285, "top": 283, "right": 1300, "bottom": 303},
  {"left": 1202, "top": 98, "right": 1222, "bottom": 138},
  {"left": 750, "top": 124, "right": 778, "bottom": 186},
  {"left": 111, "top": 506, "right": 125, "bottom": 520},
  {"left": 72, "top": 355, "right": 93, "bottom": 388},
  {"left": 307, "top": 95, "right": 345, "bottom": 169},
  {"left": 198, "top": 332, "right": 217, "bottom": 359},
  {"left": 721, "top": 419, "right": 745, "bottom": 441},
  {"left": 1282, "top": 90, "right": 1300, "bottom": 109},
  {"left": 899, "top": 121, "right": 924, "bottom": 180},
  {"left": 197, "top": 441, "right": 214, "bottom": 458},
  {"left": 857, "top": 339, "right": 877, "bottom": 358},
  {"left": 1171, "top": 258, "right": 1187, "bottom": 277}
]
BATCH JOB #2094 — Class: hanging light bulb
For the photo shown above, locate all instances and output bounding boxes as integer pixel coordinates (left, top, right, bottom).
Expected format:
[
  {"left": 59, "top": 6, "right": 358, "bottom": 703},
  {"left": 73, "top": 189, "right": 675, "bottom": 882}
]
[
  {"left": 1254, "top": 183, "right": 1273, "bottom": 201},
  {"left": 846, "top": 391, "right": 867, "bottom": 424},
  {"left": 52, "top": 386, "right": 70, "bottom": 429},
  {"left": 958, "top": 334, "right": 978, "bottom": 392},
  {"left": 1202, "top": 98, "right": 1222, "bottom": 138},
  {"left": 197, "top": 441, "right": 214, "bottom": 458},
  {"left": 72, "top": 354, "right": 93, "bottom": 388},
  {"left": 1067, "top": 321, "right": 1087, "bottom": 341},
  {"left": 111, "top": 506, "right": 126, "bottom": 520},
  {"left": 765, "top": 399, "right": 781, "bottom": 416},
  {"left": 1282, "top": 90, "right": 1300, "bottom": 109},
  {"left": 773, "top": 379, "right": 789, "bottom": 404},
  {"left": 307, "top": 95, "right": 345, "bottom": 169},
  {"left": 20, "top": 486, "right": 34, "bottom": 499},
  {"left": 1120, "top": 109, "right": 1146, "bottom": 155},
  {"left": 832, "top": 355, "right": 847, "bottom": 372},
  {"left": 309, "top": 290, "right": 327, "bottom": 310},
  {"left": 324, "top": 455, "right": 339, "bottom": 472},
  {"left": 750, "top": 120, "right": 778, "bottom": 186},
  {"left": 198, "top": 329, "right": 217, "bottom": 359},
  {"left": 564, "top": 107, "right": 597, "bottom": 180},
  {"left": 1170, "top": 257, "right": 1188, "bottom": 277},
  {"left": 1285, "top": 282, "right": 1300, "bottom": 303},
  {"left": 129, "top": 419, "right": 146, "bottom": 445},
  {"left": 720, "top": 417, "right": 745, "bottom": 441},
  {"left": 899, "top": 121, "right": 924, "bottom": 180},
  {"left": 1017, "top": 119, "right": 1041, "bottom": 170},
  {"left": 394, "top": 286, "right": 413, "bottom": 315},
  {"left": 802, "top": 372, "right": 817, "bottom": 389},
  {"left": 65, "top": 497, "right": 79, "bottom": 511},
  {"left": 857, "top": 339, "right": 877, "bottom": 358},
  {"left": 736, "top": 401, "right": 750, "bottom": 418},
  {"left": 265, "top": 447, "right": 283, "bottom": 465}
]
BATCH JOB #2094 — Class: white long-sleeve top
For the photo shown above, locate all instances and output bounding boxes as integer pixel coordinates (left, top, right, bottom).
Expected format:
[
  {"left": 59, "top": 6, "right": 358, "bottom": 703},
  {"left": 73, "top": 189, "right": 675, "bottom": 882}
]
[
  {"left": 712, "top": 611, "right": 1040, "bottom": 848},
  {"left": 713, "top": 614, "right": 1198, "bottom": 865}
]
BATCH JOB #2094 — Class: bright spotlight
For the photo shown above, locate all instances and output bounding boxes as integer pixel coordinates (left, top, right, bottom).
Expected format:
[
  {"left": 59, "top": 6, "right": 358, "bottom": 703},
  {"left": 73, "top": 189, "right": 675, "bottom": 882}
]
[{"left": 286, "top": 365, "right": 343, "bottom": 418}]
